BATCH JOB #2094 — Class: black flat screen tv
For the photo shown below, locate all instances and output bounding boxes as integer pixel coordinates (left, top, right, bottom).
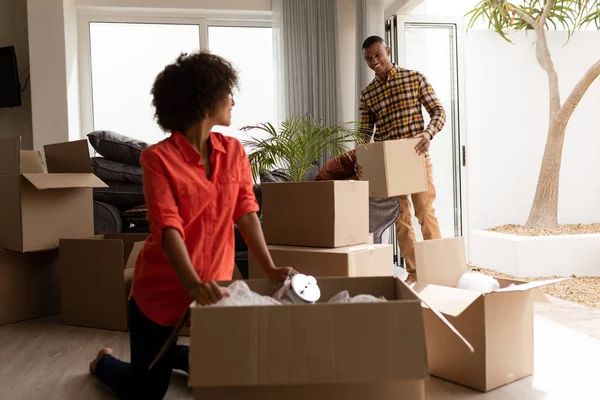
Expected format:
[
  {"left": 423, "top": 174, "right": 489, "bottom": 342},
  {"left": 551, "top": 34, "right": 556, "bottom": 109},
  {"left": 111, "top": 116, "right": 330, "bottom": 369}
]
[{"left": 0, "top": 46, "right": 22, "bottom": 108}]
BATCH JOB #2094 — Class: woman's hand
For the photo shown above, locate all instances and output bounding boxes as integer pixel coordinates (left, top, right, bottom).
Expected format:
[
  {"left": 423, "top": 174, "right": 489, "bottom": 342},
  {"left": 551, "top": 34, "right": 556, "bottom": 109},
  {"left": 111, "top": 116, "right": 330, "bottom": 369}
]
[
  {"left": 265, "top": 266, "right": 296, "bottom": 282},
  {"left": 190, "top": 281, "right": 230, "bottom": 306}
]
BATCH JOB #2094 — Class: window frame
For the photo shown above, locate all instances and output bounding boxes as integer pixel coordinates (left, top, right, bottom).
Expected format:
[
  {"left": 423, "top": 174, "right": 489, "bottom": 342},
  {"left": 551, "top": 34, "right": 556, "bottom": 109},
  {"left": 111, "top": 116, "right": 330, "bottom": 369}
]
[{"left": 77, "top": 7, "right": 273, "bottom": 141}]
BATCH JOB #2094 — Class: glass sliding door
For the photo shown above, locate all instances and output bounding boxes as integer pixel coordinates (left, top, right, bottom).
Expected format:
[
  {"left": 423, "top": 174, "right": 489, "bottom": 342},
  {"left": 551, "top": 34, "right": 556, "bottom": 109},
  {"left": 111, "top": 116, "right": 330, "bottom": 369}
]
[{"left": 391, "top": 16, "right": 467, "bottom": 241}]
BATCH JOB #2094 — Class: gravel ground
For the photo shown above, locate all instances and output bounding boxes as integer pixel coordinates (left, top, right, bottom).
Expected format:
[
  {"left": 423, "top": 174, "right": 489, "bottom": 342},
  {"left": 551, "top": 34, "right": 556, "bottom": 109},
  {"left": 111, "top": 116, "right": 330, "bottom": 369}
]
[
  {"left": 481, "top": 223, "right": 600, "bottom": 308},
  {"left": 474, "top": 267, "right": 600, "bottom": 309},
  {"left": 488, "top": 223, "right": 600, "bottom": 237}
]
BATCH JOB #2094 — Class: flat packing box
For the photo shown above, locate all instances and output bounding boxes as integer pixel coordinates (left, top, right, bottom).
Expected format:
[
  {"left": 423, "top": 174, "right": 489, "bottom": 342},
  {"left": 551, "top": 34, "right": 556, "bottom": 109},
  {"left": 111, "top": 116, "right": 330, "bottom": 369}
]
[
  {"left": 0, "top": 136, "right": 107, "bottom": 252},
  {"left": 248, "top": 243, "right": 393, "bottom": 279},
  {"left": 356, "top": 138, "right": 427, "bottom": 197},
  {"left": 412, "top": 237, "right": 566, "bottom": 392},
  {"left": 0, "top": 249, "right": 60, "bottom": 325},
  {"left": 261, "top": 181, "right": 370, "bottom": 248},
  {"left": 59, "top": 234, "right": 148, "bottom": 331},
  {"left": 189, "top": 276, "right": 472, "bottom": 400}
]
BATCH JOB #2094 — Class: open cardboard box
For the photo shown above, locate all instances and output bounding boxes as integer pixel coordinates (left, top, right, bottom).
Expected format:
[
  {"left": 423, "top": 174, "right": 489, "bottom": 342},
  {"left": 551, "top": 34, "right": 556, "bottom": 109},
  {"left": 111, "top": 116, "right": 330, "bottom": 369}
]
[
  {"left": 412, "top": 237, "right": 567, "bottom": 392},
  {"left": 248, "top": 243, "right": 393, "bottom": 279},
  {"left": 356, "top": 138, "right": 427, "bottom": 197},
  {"left": 59, "top": 234, "right": 148, "bottom": 331},
  {"left": 0, "top": 136, "right": 107, "bottom": 252},
  {"left": 261, "top": 181, "right": 370, "bottom": 248},
  {"left": 183, "top": 276, "right": 473, "bottom": 399}
]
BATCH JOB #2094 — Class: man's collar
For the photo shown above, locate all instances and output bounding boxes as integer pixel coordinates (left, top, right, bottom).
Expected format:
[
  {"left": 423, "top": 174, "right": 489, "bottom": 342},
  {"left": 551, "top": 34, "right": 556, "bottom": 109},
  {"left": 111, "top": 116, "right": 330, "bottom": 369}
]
[{"left": 376, "top": 64, "right": 400, "bottom": 83}]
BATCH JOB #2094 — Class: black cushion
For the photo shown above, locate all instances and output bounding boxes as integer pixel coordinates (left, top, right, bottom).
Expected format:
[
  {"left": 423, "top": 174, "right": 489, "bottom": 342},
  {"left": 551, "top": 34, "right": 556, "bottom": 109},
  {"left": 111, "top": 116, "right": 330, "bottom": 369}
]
[
  {"left": 93, "top": 181, "right": 145, "bottom": 210},
  {"left": 87, "top": 130, "right": 149, "bottom": 166},
  {"left": 91, "top": 157, "right": 143, "bottom": 184}
]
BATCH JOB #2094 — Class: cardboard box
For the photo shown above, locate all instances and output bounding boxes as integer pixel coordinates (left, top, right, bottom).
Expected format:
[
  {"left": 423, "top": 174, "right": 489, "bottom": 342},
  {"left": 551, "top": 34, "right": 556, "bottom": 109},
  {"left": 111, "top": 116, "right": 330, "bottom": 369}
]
[
  {"left": 0, "top": 249, "right": 60, "bottom": 325},
  {"left": 356, "top": 138, "right": 427, "bottom": 197},
  {"left": 178, "top": 263, "right": 245, "bottom": 338},
  {"left": 248, "top": 244, "right": 394, "bottom": 279},
  {"left": 412, "top": 237, "right": 566, "bottom": 392},
  {"left": 0, "top": 136, "right": 107, "bottom": 252},
  {"left": 188, "top": 276, "right": 473, "bottom": 400},
  {"left": 59, "top": 234, "right": 148, "bottom": 331},
  {"left": 261, "top": 181, "right": 370, "bottom": 248},
  {"left": 193, "top": 380, "right": 424, "bottom": 400}
]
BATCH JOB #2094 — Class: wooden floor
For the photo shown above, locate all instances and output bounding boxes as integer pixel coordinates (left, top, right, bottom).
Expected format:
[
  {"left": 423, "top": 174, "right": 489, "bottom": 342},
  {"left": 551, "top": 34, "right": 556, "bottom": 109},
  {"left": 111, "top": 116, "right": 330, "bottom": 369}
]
[{"left": 1, "top": 297, "right": 599, "bottom": 400}]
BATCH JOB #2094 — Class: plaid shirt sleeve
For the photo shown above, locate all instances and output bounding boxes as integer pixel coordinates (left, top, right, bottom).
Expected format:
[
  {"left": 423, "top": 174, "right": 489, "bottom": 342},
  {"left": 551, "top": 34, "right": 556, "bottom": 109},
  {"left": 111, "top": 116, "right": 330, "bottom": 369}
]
[
  {"left": 418, "top": 73, "right": 446, "bottom": 139},
  {"left": 359, "top": 91, "right": 376, "bottom": 136}
]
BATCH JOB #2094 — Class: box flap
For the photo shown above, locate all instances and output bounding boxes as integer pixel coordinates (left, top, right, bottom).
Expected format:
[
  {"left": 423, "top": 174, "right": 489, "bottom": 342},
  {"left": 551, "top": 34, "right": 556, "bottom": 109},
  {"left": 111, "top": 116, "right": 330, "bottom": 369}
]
[
  {"left": 22, "top": 173, "right": 108, "bottom": 190},
  {"left": 20, "top": 151, "right": 46, "bottom": 173},
  {"left": 44, "top": 140, "right": 92, "bottom": 173},
  {"left": 346, "top": 244, "right": 389, "bottom": 253},
  {"left": 0, "top": 136, "right": 21, "bottom": 175},
  {"left": 126, "top": 241, "right": 145, "bottom": 270},
  {"left": 406, "top": 282, "right": 475, "bottom": 353},
  {"left": 493, "top": 278, "right": 568, "bottom": 293},
  {"left": 496, "top": 277, "right": 549, "bottom": 303},
  {"left": 414, "top": 237, "right": 468, "bottom": 287},
  {"left": 411, "top": 282, "right": 483, "bottom": 318}
]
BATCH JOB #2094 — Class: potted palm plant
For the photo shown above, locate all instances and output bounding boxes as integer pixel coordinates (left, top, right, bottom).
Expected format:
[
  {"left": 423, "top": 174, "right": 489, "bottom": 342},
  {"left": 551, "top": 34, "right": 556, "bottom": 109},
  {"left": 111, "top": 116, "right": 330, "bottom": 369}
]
[
  {"left": 240, "top": 114, "right": 371, "bottom": 248},
  {"left": 241, "top": 113, "right": 368, "bottom": 182}
]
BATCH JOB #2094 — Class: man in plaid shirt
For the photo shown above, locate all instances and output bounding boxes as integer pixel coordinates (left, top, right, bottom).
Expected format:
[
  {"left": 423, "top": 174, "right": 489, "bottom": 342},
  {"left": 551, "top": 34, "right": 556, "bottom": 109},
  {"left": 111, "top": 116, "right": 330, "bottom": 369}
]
[{"left": 358, "top": 35, "right": 446, "bottom": 284}]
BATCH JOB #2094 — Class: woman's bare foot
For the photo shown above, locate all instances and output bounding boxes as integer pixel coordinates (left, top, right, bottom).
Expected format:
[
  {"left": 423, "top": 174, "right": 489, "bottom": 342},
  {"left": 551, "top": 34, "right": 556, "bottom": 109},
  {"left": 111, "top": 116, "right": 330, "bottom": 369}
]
[{"left": 89, "top": 348, "right": 113, "bottom": 374}]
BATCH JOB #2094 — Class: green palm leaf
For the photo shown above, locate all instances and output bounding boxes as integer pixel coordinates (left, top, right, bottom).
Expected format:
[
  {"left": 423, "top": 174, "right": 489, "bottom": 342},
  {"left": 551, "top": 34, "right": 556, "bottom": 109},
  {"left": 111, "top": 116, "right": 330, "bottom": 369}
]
[
  {"left": 465, "top": 0, "right": 599, "bottom": 45},
  {"left": 241, "top": 114, "right": 368, "bottom": 183}
]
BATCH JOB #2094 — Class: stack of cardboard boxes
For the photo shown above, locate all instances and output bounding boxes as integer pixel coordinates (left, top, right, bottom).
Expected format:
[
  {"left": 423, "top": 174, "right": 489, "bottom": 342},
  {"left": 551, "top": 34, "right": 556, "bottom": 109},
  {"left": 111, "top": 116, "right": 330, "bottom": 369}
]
[
  {"left": 0, "top": 135, "right": 148, "bottom": 332},
  {"left": 248, "top": 138, "right": 430, "bottom": 280},
  {"left": 0, "top": 136, "right": 106, "bottom": 326},
  {"left": 248, "top": 179, "right": 394, "bottom": 278}
]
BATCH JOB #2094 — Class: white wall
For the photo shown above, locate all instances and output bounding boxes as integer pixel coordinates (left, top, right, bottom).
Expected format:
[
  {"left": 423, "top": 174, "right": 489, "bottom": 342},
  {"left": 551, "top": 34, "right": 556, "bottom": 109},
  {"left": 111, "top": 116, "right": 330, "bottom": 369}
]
[
  {"left": 26, "top": 0, "right": 75, "bottom": 151},
  {"left": 466, "top": 30, "right": 600, "bottom": 228},
  {"left": 64, "top": 0, "right": 81, "bottom": 143},
  {"left": 0, "top": 0, "right": 33, "bottom": 149}
]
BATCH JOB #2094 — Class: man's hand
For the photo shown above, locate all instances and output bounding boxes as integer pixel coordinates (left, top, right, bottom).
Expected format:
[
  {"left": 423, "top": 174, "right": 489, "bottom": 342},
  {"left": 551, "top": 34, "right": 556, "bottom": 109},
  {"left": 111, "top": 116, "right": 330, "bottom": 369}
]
[
  {"left": 265, "top": 266, "right": 297, "bottom": 282},
  {"left": 190, "top": 281, "right": 230, "bottom": 306},
  {"left": 415, "top": 132, "right": 432, "bottom": 156}
]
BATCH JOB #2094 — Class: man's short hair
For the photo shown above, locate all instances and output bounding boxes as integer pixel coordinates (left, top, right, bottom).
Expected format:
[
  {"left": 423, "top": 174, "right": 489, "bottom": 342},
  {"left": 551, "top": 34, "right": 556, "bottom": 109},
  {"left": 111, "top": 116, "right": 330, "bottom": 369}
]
[{"left": 362, "top": 35, "right": 385, "bottom": 49}]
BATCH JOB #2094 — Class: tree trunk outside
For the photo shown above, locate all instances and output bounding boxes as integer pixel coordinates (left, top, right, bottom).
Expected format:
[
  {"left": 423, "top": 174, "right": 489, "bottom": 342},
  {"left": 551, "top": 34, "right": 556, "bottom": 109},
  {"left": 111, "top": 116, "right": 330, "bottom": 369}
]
[{"left": 525, "top": 120, "right": 568, "bottom": 228}]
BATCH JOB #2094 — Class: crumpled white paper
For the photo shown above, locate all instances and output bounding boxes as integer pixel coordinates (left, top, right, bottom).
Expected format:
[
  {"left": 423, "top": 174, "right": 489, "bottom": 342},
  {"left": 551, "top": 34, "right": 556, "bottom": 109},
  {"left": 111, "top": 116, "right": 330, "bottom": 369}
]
[
  {"left": 327, "top": 290, "right": 387, "bottom": 304},
  {"left": 207, "top": 281, "right": 281, "bottom": 307},
  {"left": 204, "top": 281, "right": 387, "bottom": 307},
  {"left": 456, "top": 271, "right": 500, "bottom": 293}
]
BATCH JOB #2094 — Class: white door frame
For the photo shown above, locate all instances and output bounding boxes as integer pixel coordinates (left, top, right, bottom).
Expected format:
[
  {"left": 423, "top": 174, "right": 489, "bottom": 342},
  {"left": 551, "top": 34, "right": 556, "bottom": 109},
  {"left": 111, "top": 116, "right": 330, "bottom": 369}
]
[{"left": 393, "top": 14, "right": 471, "bottom": 261}]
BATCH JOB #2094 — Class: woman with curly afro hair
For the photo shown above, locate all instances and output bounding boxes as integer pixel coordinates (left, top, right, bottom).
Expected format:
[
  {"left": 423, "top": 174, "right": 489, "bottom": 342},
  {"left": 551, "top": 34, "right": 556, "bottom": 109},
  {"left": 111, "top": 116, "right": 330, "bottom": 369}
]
[{"left": 88, "top": 51, "right": 294, "bottom": 399}]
